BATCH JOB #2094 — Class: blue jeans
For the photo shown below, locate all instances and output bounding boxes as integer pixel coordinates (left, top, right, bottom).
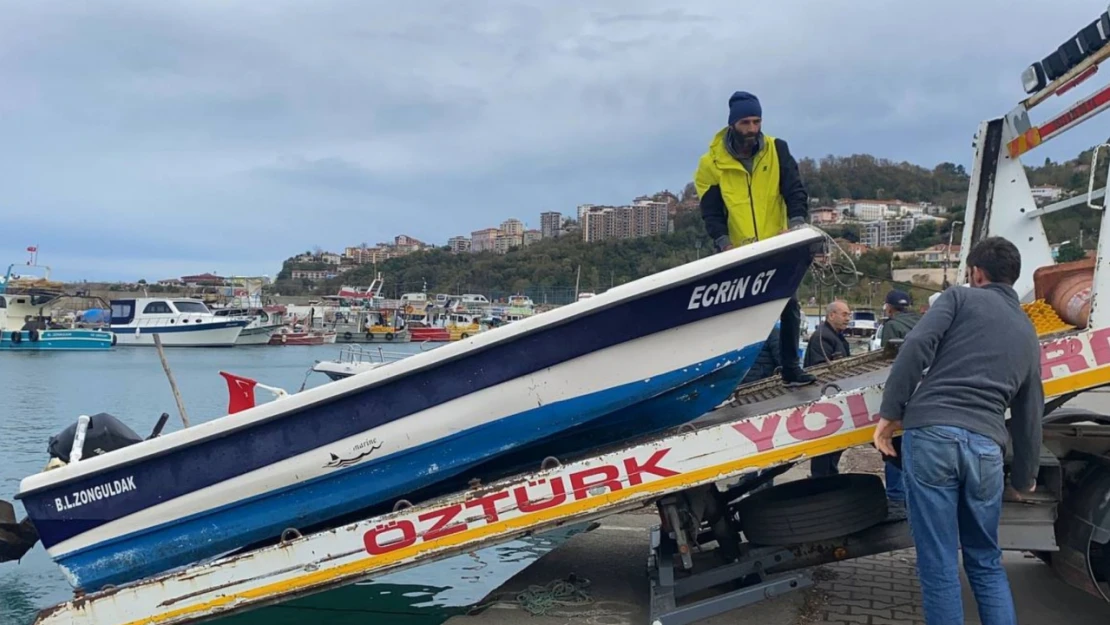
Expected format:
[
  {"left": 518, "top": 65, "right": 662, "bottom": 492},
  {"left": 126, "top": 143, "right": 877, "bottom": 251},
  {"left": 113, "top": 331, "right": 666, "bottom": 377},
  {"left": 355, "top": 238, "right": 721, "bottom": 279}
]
[
  {"left": 903, "top": 425, "right": 1016, "bottom": 625},
  {"left": 885, "top": 461, "right": 905, "bottom": 502}
]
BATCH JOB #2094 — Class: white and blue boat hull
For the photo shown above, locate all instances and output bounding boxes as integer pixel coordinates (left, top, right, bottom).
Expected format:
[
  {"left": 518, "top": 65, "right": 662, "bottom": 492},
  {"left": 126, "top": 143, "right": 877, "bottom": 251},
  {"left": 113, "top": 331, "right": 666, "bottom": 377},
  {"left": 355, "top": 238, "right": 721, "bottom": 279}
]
[
  {"left": 16, "top": 230, "right": 821, "bottom": 592},
  {"left": 0, "top": 328, "right": 114, "bottom": 351},
  {"left": 110, "top": 320, "right": 246, "bottom": 347}
]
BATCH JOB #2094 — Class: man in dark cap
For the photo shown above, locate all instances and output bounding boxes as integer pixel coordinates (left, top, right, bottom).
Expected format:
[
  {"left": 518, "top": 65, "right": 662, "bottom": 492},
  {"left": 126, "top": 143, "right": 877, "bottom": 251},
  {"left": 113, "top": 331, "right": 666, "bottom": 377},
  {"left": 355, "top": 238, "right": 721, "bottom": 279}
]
[
  {"left": 695, "top": 90, "right": 815, "bottom": 387},
  {"left": 879, "top": 289, "right": 923, "bottom": 347},
  {"left": 876, "top": 288, "right": 922, "bottom": 519}
]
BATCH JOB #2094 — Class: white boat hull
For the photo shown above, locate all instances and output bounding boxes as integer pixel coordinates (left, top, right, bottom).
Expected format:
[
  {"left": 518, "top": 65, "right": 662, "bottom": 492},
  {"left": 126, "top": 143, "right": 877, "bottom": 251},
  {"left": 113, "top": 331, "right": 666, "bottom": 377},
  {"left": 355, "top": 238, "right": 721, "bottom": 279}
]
[
  {"left": 235, "top": 325, "right": 280, "bottom": 345},
  {"left": 112, "top": 323, "right": 245, "bottom": 347},
  {"left": 313, "top": 360, "right": 388, "bottom": 381}
]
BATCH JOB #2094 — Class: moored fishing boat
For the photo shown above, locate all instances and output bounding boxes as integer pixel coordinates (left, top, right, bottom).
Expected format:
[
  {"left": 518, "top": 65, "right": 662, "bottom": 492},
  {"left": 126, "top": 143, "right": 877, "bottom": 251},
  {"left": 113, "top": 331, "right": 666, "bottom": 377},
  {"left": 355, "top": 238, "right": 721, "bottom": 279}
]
[
  {"left": 269, "top": 326, "right": 338, "bottom": 345},
  {"left": 212, "top": 307, "right": 284, "bottom": 345},
  {"left": 0, "top": 259, "right": 115, "bottom": 352},
  {"left": 3, "top": 227, "right": 823, "bottom": 593}
]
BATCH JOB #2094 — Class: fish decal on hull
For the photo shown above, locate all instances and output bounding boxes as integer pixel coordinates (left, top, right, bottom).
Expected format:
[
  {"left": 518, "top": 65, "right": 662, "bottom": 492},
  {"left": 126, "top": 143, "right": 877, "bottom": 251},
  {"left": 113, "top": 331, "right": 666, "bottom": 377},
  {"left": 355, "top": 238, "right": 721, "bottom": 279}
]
[{"left": 324, "top": 439, "right": 383, "bottom": 469}]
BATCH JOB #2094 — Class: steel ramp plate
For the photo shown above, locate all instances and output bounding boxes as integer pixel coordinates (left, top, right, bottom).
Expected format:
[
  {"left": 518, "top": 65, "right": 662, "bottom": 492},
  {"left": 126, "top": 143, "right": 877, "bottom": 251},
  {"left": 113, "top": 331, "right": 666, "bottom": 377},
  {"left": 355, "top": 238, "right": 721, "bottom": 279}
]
[{"left": 701, "top": 350, "right": 895, "bottom": 428}]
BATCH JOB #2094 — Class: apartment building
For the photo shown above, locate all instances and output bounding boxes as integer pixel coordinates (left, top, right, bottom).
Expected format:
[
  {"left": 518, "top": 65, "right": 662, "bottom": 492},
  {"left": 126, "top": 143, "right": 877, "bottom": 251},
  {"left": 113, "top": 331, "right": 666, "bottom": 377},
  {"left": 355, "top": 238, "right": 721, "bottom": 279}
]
[
  {"left": 470, "top": 228, "right": 500, "bottom": 253},
  {"left": 447, "top": 236, "right": 471, "bottom": 253},
  {"left": 860, "top": 216, "right": 932, "bottom": 248},
  {"left": 500, "top": 218, "right": 524, "bottom": 236},
  {"left": 580, "top": 201, "right": 671, "bottom": 243},
  {"left": 494, "top": 233, "right": 523, "bottom": 254},
  {"left": 540, "top": 211, "right": 562, "bottom": 238}
]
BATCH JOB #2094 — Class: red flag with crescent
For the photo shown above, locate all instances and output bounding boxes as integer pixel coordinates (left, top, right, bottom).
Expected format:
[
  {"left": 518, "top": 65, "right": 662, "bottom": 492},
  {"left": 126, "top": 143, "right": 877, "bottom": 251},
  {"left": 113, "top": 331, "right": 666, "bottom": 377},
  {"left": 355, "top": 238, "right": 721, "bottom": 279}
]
[{"left": 219, "top": 371, "right": 257, "bottom": 414}]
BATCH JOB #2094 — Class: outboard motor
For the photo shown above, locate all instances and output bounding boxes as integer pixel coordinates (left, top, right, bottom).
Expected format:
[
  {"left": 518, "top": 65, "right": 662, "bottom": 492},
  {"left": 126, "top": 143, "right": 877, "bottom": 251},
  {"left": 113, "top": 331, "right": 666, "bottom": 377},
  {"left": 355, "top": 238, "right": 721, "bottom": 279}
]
[
  {"left": 47, "top": 412, "right": 143, "bottom": 464},
  {"left": 0, "top": 500, "right": 38, "bottom": 563},
  {"left": 1, "top": 413, "right": 149, "bottom": 564}
]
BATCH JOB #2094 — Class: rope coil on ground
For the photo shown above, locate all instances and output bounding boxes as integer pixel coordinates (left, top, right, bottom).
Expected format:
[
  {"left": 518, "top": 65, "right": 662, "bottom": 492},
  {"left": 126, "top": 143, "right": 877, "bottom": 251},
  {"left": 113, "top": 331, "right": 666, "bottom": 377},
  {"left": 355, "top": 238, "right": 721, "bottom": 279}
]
[{"left": 514, "top": 575, "right": 593, "bottom": 616}]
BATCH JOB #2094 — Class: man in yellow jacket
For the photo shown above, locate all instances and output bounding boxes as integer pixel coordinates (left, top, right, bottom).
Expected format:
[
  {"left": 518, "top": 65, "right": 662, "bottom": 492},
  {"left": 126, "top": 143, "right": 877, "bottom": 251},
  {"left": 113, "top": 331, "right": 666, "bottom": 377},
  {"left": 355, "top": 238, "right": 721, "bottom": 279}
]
[{"left": 695, "top": 91, "right": 816, "bottom": 387}]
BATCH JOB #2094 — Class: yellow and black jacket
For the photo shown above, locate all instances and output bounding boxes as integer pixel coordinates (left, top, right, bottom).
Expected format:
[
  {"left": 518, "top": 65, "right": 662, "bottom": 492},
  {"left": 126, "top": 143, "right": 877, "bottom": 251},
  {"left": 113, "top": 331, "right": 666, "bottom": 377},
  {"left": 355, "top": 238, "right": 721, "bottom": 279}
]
[{"left": 694, "top": 128, "right": 809, "bottom": 250}]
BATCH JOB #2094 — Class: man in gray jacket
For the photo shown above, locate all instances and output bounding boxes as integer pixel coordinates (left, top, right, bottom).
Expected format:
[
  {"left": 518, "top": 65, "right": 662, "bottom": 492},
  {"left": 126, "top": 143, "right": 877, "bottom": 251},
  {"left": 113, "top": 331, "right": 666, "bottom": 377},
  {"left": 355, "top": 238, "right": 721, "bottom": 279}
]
[{"left": 873, "top": 236, "right": 1042, "bottom": 625}]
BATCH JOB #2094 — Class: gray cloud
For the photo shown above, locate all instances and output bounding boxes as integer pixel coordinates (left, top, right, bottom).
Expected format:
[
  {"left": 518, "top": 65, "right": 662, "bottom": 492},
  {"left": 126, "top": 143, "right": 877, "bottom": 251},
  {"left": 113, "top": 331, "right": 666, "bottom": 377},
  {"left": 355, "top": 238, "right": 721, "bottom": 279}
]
[{"left": 0, "top": 0, "right": 1104, "bottom": 280}]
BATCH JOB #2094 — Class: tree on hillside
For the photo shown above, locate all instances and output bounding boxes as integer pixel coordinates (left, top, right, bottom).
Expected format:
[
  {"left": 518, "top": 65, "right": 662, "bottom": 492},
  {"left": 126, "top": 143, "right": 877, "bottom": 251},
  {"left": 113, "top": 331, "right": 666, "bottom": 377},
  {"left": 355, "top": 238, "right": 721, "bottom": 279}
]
[
  {"left": 681, "top": 181, "right": 698, "bottom": 201},
  {"left": 792, "top": 154, "right": 970, "bottom": 206},
  {"left": 821, "top": 224, "right": 861, "bottom": 243},
  {"left": 857, "top": 248, "right": 893, "bottom": 281},
  {"left": 1056, "top": 241, "right": 1086, "bottom": 263},
  {"left": 899, "top": 222, "right": 941, "bottom": 251}
]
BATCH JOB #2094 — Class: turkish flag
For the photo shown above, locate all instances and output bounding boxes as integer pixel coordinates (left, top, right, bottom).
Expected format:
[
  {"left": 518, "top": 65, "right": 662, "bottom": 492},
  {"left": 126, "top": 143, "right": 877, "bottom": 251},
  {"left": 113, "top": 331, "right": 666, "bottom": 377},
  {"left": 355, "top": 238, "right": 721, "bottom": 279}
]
[
  {"left": 219, "top": 371, "right": 257, "bottom": 414},
  {"left": 26, "top": 246, "right": 36, "bottom": 252}
]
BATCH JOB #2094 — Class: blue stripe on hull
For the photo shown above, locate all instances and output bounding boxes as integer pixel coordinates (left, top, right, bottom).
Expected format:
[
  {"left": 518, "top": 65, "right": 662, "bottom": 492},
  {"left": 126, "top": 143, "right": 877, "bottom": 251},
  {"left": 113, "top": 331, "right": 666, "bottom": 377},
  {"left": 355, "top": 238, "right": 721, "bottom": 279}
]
[
  {"left": 109, "top": 320, "right": 247, "bottom": 334},
  {"left": 0, "top": 330, "right": 114, "bottom": 351},
  {"left": 22, "top": 242, "right": 813, "bottom": 561},
  {"left": 57, "top": 344, "right": 760, "bottom": 591}
]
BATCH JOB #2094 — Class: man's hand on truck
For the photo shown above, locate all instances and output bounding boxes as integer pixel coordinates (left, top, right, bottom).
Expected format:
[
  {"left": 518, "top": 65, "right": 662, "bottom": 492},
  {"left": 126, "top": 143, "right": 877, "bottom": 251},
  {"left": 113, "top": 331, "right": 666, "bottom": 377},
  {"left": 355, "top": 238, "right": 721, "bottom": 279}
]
[
  {"left": 1004, "top": 482, "right": 1037, "bottom": 501},
  {"left": 873, "top": 416, "right": 899, "bottom": 457}
]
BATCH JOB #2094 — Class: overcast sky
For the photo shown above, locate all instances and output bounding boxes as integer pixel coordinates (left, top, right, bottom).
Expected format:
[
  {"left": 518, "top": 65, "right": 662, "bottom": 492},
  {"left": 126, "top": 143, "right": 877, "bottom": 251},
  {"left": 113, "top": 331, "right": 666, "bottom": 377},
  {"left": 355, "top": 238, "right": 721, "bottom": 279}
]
[{"left": 1, "top": 1, "right": 1108, "bottom": 282}]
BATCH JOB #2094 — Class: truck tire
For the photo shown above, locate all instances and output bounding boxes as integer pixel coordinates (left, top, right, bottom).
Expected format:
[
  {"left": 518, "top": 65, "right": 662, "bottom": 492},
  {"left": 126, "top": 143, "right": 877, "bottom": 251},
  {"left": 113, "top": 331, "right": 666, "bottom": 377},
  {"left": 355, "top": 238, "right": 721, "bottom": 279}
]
[{"left": 736, "top": 473, "right": 888, "bottom": 545}]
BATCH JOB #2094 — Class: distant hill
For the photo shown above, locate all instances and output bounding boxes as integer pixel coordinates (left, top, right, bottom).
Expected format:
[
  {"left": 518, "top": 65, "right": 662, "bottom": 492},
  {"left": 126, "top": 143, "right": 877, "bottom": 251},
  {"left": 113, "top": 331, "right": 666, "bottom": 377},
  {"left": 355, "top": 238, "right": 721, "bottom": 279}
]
[{"left": 272, "top": 144, "right": 1106, "bottom": 302}]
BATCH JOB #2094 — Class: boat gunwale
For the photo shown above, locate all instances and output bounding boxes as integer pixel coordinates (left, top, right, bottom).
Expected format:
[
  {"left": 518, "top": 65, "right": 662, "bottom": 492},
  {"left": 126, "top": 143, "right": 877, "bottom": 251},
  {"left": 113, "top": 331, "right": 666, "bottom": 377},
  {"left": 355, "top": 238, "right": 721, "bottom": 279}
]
[{"left": 16, "top": 228, "right": 824, "bottom": 498}]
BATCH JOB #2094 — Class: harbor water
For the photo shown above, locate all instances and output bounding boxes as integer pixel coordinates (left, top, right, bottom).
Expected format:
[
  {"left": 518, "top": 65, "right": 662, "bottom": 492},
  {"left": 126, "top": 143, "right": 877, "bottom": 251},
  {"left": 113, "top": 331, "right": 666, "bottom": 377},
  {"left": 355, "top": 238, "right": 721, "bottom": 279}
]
[{"left": 0, "top": 342, "right": 595, "bottom": 625}]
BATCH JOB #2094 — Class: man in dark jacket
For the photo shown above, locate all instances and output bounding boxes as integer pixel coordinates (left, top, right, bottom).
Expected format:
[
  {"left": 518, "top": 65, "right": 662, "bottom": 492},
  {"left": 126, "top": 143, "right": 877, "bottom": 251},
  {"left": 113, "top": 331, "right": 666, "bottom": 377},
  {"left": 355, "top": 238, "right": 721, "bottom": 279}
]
[
  {"left": 876, "top": 289, "right": 920, "bottom": 519},
  {"left": 874, "top": 237, "right": 1042, "bottom": 624},
  {"left": 695, "top": 90, "right": 815, "bottom": 388},
  {"left": 804, "top": 300, "right": 853, "bottom": 476},
  {"left": 879, "top": 289, "right": 922, "bottom": 347},
  {"left": 804, "top": 300, "right": 852, "bottom": 368}
]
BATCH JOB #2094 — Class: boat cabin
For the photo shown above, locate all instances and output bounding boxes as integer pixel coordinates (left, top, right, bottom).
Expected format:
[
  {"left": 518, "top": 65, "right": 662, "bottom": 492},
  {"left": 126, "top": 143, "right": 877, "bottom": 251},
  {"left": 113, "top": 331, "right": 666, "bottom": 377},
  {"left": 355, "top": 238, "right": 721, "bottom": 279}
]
[
  {"left": 0, "top": 294, "right": 60, "bottom": 331},
  {"left": 845, "top": 309, "right": 878, "bottom": 338},
  {"left": 109, "top": 298, "right": 219, "bottom": 327}
]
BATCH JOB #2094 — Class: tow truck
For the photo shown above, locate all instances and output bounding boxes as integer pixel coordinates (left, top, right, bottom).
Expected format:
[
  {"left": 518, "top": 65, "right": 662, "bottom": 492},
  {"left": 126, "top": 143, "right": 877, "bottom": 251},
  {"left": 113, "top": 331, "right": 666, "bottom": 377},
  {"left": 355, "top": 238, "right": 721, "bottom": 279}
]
[{"left": 23, "top": 7, "right": 1110, "bottom": 625}]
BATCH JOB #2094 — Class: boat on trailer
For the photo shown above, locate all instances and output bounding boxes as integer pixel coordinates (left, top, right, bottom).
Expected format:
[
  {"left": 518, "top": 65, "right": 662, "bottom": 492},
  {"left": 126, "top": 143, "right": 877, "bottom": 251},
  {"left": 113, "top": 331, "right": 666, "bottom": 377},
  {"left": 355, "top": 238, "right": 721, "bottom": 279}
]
[{"left": 6, "top": 228, "right": 822, "bottom": 593}]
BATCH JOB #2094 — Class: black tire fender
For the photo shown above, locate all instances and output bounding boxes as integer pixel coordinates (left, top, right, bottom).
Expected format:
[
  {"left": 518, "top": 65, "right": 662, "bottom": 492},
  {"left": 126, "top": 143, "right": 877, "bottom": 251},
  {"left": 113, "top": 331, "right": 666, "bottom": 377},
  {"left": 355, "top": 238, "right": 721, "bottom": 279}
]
[{"left": 735, "top": 473, "right": 888, "bottom": 545}]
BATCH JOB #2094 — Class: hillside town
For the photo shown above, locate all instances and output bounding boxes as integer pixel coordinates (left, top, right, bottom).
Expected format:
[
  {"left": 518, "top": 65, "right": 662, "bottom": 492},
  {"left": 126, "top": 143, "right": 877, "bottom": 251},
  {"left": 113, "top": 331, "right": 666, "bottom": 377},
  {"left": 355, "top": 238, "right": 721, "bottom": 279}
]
[
  {"left": 212, "top": 178, "right": 1080, "bottom": 296},
  {"left": 99, "top": 176, "right": 1080, "bottom": 302}
]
